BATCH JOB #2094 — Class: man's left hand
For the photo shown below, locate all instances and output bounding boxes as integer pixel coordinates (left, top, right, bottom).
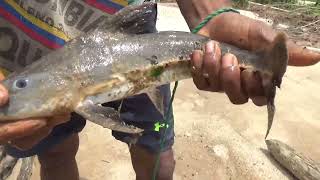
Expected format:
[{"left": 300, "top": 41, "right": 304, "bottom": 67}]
[{"left": 190, "top": 40, "right": 267, "bottom": 106}]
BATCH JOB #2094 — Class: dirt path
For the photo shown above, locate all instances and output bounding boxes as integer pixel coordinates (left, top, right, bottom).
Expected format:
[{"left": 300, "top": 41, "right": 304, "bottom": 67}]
[
  {"left": 246, "top": 2, "right": 320, "bottom": 49},
  {"left": 7, "top": 3, "right": 320, "bottom": 180}
]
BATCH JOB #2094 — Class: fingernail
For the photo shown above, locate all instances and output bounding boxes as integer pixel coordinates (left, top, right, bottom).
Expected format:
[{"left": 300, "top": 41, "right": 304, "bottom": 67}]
[
  {"left": 203, "top": 72, "right": 209, "bottom": 78},
  {"left": 230, "top": 55, "right": 238, "bottom": 69},
  {"left": 191, "top": 66, "right": 196, "bottom": 72},
  {"left": 212, "top": 43, "right": 217, "bottom": 61},
  {"left": 232, "top": 55, "right": 237, "bottom": 65},
  {"left": 205, "top": 41, "right": 214, "bottom": 53}
]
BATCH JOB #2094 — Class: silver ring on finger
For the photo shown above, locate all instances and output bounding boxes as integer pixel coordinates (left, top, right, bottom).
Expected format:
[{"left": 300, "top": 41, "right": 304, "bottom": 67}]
[{"left": 202, "top": 73, "right": 209, "bottom": 78}]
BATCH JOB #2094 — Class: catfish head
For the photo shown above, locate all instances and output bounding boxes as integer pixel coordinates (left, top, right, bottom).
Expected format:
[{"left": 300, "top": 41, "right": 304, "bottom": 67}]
[
  {"left": 0, "top": 2, "right": 160, "bottom": 122},
  {"left": 0, "top": 71, "right": 80, "bottom": 121}
]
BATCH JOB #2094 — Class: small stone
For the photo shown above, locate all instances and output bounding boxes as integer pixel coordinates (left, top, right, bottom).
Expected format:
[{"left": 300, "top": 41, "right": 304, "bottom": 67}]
[
  {"left": 194, "top": 99, "right": 204, "bottom": 107},
  {"left": 193, "top": 122, "right": 197, "bottom": 127},
  {"left": 185, "top": 132, "right": 191, "bottom": 137},
  {"left": 212, "top": 144, "right": 229, "bottom": 160}
]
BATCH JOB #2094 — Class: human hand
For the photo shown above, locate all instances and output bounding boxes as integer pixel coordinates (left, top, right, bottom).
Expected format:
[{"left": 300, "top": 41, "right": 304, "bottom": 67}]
[
  {"left": 177, "top": 0, "right": 319, "bottom": 66},
  {"left": 196, "top": 12, "right": 319, "bottom": 66},
  {"left": 0, "top": 72, "right": 70, "bottom": 150},
  {"left": 178, "top": 0, "right": 319, "bottom": 107},
  {"left": 191, "top": 41, "right": 266, "bottom": 106}
]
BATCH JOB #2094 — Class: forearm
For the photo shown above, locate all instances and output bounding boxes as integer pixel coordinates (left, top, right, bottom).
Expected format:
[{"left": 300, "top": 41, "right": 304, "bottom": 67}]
[
  {"left": 176, "top": 0, "right": 233, "bottom": 30},
  {"left": 176, "top": 0, "right": 275, "bottom": 51}
]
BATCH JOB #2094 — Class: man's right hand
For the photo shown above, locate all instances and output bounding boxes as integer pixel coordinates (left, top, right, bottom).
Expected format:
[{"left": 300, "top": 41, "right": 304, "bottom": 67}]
[{"left": 0, "top": 72, "right": 70, "bottom": 151}]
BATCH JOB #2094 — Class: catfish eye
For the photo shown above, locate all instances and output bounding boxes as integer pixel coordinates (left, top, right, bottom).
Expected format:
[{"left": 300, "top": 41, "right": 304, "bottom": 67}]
[{"left": 14, "top": 79, "right": 28, "bottom": 89}]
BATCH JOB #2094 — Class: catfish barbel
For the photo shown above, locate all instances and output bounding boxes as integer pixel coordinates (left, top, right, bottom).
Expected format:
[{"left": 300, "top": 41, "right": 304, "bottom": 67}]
[{"left": 0, "top": 3, "right": 288, "bottom": 138}]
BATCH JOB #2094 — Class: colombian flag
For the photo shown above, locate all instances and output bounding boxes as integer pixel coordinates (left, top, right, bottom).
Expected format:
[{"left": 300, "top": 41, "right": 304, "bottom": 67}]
[
  {"left": 84, "top": 0, "right": 128, "bottom": 14},
  {"left": 0, "top": 0, "right": 129, "bottom": 50},
  {"left": 0, "top": 0, "right": 70, "bottom": 49}
]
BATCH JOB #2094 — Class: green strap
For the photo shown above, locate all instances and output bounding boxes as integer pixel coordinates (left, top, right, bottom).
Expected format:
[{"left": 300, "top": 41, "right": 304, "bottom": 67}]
[
  {"left": 151, "top": 7, "right": 240, "bottom": 180},
  {"left": 191, "top": 8, "right": 240, "bottom": 34}
]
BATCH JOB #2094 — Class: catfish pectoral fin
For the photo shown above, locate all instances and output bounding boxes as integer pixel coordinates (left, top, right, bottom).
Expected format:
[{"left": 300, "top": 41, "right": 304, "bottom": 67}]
[
  {"left": 144, "top": 87, "right": 165, "bottom": 117},
  {"left": 75, "top": 102, "right": 144, "bottom": 134}
]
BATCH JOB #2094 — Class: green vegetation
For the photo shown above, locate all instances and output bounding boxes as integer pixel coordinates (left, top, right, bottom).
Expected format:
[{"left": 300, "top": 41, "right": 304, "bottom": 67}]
[
  {"left": 233, "top": 0, "right": 249, "bottom": 7},
  {"left": 233, "top": 0, "right": 320, "bottom": 16},
  {"left": 254, "top": 0, "right": 297, "bottom": 3}
]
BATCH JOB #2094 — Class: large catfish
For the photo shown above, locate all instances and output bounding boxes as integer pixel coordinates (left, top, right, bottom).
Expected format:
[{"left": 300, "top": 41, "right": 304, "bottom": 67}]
[{"left": 0, "top": 3, "right": 288, "bottom": 138}]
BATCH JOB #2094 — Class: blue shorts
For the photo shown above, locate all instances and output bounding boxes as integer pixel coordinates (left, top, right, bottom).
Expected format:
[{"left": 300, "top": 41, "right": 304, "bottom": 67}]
[{"left": 6, "top": 84, "right": 174, "bottom": 158}]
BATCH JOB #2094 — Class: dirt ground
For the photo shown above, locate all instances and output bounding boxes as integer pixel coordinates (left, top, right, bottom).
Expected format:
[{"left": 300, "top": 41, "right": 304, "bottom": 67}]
[
  {"left": 7, "top": 2, "right": 320, "bottom": 180},
  {"left": 246, "top": 3, "right": 320, "bottom": 48}
]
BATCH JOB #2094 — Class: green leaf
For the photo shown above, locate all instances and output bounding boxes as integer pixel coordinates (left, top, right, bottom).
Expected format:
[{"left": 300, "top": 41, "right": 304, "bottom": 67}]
[{"left": 150, "top": 67, "right": 164, "bottom": 77}]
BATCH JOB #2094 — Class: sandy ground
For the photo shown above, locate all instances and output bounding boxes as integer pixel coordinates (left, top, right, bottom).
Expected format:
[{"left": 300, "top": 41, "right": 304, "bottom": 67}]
[{"left": 8, "top": 3, "right": 320, "bottom": 180}]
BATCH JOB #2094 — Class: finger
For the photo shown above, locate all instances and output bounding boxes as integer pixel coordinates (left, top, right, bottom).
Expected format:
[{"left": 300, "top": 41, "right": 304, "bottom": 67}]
[
  {"left": 203, "top": 41, "right": 222, "bottom": 91},
  {"left": 191, "top": 50, "right": 209, "bottom": 90},
  {"left": 220, "top": 53, "right": 248, "bottom": 104},
  {"left": 0, "top": 84, "right": 8, "bottom": 107},
  {"left": 241, "top": 70, "right": 267, "bottom": 106},
  {"left": 0, "top": 119, "right": 47, "bottom": 143},
  {"left": 10, "top": 126, "right": 51, "bottom": 151},
  {"left": 0, "top": 71, "right": 5, "bottom": 81},
  {"left": 251, "top": 96, "right": 267, "bottom": 106},
  {"left": 6, "top": 114, "right": 70, "bottom": 150}
]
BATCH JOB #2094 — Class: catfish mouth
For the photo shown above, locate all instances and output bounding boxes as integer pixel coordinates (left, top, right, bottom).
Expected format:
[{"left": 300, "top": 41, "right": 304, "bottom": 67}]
[
  {"left": 0, "top": 93, "right": 62, "bottom": 122},
  {"left": 0, "top": 103, "right": 46, "bottom": 122}
]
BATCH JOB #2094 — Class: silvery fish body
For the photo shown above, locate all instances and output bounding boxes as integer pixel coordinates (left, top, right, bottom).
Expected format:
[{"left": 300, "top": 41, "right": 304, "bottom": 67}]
[{"left": 0, "top": 3, "right": 288, "bottom": 135}]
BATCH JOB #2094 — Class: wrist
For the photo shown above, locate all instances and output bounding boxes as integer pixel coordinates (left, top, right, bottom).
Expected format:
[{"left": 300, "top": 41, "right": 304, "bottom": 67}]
[
  {"left": 177, "top": 0, "right": 234, "bottom": 30},
  {"left": 193, "top": 9, "right": 240, "bottom": 35}
]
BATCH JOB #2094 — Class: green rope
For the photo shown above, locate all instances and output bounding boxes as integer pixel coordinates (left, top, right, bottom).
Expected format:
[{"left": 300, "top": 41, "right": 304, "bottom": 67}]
[
  {"left": 151, "top": 81, "right": 178, "bottom": 180},
  {"left": 151, "top": 7, "right": 240, "bottom": 180},
  {"left": 191, "top": 8, "right": 240, "bottom": 34}
]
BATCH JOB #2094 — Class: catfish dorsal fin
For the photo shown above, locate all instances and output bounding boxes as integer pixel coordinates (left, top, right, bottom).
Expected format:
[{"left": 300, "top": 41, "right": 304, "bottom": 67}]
[{"left": 99, "top": 2, "right": 158, "bottom": 35}]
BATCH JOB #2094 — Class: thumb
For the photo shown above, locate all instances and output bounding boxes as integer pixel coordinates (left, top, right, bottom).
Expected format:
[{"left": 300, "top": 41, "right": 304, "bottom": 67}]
[
  {"left": 199, "top": 12, "right": 320, "bottom": 67},
  {"left": 0, "top": 84, "right": 8, "bottom": 107},
  {"left": 0, "top": 69, "right": 9, "bottom": 106},
  {"left": 286, "top": 41, "right": 320, "bottom": 66}
]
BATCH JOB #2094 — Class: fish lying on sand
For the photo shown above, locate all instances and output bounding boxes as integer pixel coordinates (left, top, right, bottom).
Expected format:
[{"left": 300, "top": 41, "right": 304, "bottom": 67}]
[
  {"left": 266, "top": 139, "right": 320, "bottom": 180},
  {"left": 0, "top": 3, "right": 288, "bottom": 137}
]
